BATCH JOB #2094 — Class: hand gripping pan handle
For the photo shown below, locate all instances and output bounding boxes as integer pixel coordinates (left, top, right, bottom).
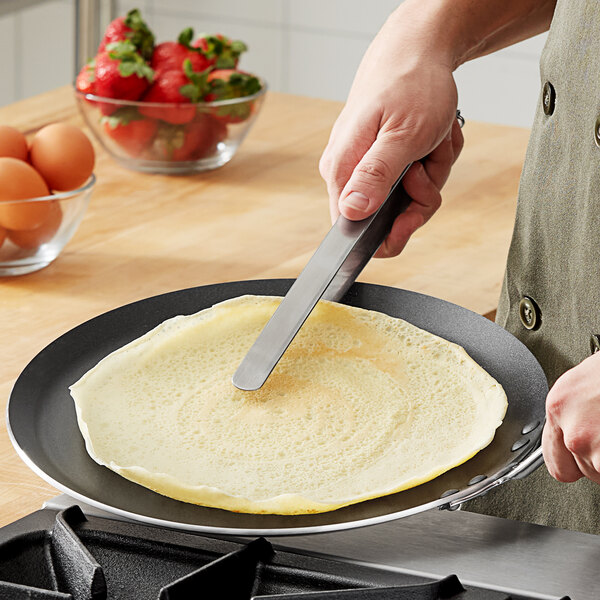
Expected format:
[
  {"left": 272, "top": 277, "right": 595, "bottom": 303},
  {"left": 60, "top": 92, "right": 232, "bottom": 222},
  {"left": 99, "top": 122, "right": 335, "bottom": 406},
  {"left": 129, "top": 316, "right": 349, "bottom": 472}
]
[{"left": 232, "top": 164, "right": 413, "bottom": 391}]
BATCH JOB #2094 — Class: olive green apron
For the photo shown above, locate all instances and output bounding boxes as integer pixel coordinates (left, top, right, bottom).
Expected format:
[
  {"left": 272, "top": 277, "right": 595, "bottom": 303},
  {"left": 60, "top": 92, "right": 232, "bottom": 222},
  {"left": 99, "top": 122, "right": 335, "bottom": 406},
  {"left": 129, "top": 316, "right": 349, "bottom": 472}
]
[{"left": 466, "top": 0, "right": 600, "bottom": 535}]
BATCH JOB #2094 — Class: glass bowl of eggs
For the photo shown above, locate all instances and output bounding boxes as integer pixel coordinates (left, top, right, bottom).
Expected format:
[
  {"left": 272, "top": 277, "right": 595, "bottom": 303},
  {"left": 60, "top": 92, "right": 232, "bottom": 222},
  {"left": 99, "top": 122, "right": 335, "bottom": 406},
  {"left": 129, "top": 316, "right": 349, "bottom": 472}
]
[
  {"left": 74, "top": 77, "right": 266, "bottom": 175},
  {"left": 0, "top": 124, "right": 95, "bottom": 276}
]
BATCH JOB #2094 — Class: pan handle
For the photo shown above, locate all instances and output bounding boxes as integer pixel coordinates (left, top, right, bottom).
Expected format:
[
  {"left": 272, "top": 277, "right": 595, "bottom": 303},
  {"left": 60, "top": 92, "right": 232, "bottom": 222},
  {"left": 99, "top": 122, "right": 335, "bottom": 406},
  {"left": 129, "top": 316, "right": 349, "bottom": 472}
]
[
  {"left": 506, "top": 446, "right": 545, "bottom": 480},
  {"left": 445, "top": 446, "right": 545, "bottom": 510}
]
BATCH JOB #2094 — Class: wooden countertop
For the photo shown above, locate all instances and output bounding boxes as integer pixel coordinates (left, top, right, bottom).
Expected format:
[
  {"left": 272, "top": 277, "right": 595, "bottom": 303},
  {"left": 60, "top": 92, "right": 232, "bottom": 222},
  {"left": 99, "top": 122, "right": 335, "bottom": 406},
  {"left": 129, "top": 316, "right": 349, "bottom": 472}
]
[{"left": 0, "top": 86, "right": 530, "bottom": 527}]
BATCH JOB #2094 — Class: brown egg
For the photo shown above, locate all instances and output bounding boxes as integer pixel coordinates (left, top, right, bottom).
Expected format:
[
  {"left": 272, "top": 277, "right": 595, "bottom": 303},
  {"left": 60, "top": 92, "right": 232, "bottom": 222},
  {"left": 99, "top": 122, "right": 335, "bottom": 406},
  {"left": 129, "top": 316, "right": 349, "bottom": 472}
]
[
  {"left": 8, "top": 200, "right": 63, "bottom": 249},
  {"left": 0, "top": 157, "right": 52, "bottom": 230},
  {"left": 0, "top": 126, "right": 28, "bottom": 161},
  {"left": 29, "top": 123, "right": 95, "bottom": 191}
]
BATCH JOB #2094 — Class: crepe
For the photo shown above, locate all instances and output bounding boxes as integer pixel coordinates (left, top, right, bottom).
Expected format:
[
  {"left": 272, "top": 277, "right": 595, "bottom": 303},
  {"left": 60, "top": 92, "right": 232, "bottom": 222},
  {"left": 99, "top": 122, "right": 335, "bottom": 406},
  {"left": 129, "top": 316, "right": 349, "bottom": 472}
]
[{"left": 70, "top": 295, "right": 507, "bottom": 514}]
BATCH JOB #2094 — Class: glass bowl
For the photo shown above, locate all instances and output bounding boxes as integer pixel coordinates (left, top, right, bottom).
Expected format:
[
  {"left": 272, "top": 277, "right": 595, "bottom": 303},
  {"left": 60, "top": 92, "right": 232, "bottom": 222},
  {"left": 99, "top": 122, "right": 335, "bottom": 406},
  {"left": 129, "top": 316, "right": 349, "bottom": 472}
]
[
  {"left": 0, "top": 175, "right": 95, "bottom": 276},
  {"left": 74, "top": 82, "right": 267, "bottom": 174}
]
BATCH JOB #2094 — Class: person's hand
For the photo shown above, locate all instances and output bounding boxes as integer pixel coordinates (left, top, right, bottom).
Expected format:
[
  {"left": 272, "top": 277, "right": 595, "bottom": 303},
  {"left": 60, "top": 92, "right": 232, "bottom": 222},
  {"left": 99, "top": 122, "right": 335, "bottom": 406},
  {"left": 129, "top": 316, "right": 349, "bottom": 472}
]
[
  {"left": 542, "top": 352, "right": 600, "bottom": 485},
  {"left": 319, "top": 12, "right": 464, "bottom": 258}
]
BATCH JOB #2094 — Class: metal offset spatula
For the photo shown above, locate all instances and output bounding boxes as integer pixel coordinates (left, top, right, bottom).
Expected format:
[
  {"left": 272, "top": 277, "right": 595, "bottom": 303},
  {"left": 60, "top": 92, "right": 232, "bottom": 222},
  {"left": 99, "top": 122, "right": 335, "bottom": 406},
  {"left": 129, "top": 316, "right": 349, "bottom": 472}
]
[
  {"left": 234, "top": 104, "right": 464, "bottom": 391},
  {"left": 232, "top": 164, "right": 413, "bottom": 391}
]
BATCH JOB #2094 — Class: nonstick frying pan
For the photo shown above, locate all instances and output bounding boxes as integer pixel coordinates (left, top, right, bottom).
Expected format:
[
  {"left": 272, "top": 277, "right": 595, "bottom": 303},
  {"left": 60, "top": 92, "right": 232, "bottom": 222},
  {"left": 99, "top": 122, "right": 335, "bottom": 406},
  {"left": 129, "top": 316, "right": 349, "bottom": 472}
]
[{"left": 7, "top": 279, "right": 548, "bottom": 536}]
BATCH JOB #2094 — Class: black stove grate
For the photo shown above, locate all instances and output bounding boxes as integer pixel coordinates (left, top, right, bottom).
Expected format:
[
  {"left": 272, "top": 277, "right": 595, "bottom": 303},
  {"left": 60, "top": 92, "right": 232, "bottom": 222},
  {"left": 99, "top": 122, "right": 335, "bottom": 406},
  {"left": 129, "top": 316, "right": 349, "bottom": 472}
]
[{"left": 0, "top": 505, "right": 569, "bottom": 600}]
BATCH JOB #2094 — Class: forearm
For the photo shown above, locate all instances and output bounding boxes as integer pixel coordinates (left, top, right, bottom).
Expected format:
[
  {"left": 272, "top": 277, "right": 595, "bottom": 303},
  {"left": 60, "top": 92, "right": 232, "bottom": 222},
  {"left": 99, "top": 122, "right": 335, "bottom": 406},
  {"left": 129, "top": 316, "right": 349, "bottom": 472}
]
[{"left": 386, "top": 0, "right": 558, "bottom": 70}]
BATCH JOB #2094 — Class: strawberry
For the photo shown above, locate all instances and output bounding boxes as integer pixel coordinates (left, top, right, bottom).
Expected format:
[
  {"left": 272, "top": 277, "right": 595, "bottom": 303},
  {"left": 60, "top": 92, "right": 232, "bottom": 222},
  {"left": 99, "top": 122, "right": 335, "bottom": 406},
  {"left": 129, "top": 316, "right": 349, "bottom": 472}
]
[
  {"left": 140, "top": 59, "right": 209, "bottom": 125},
  {"left": 193, "top": 33, "right": 247, "bottom": 69},
  {"left": 151, "top": 114, "right": 226, "bottom": 161},
  {"left": 94, "top": 40, "right": 154, "bottom": 114},
  {"left": 98, "top": 8, "right": 154, "bottom": 61},
  {"left": 102, "top": 108, "right": 158, "bottom": 157},
  {"left": 204, "top": 69, "right": 262, "bottom": 123},
  {"left": 75, "top": 59, "right": 95, "bottom": 96},
  {"left": 151, "top": 28, "right": 212, "bottom": 76}
]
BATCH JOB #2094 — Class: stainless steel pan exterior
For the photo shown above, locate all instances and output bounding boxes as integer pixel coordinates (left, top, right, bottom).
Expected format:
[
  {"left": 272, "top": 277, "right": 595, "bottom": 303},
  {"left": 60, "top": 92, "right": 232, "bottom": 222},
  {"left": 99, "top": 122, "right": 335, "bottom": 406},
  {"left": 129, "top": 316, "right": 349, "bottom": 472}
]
[{"left": 7, "top": 279, "right": 548, "bottom": 535}]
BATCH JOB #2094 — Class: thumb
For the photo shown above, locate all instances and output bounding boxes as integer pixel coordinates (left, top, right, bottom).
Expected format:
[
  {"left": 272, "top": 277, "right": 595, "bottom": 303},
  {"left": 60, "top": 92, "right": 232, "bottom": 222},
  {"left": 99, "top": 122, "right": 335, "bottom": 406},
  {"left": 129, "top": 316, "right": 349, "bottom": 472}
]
[{"left": 338, "top": 135, "right": 412, "bottom": 221}]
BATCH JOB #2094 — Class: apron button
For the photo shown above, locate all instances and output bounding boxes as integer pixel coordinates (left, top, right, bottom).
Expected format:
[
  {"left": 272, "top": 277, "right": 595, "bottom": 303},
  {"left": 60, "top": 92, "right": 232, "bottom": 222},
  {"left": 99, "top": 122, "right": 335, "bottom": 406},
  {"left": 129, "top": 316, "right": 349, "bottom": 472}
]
[
  {"left": 519, "top": 296, "right": 540, "bottom": 330},
  {"left": 542, "top": 81, "right": 556, "bottom": 115},
  {"left": 594, "top": 117, "right": 600, "bottom": 148},
  {"left": 591, "top": 334, "right": 600, "bottom": 354}
]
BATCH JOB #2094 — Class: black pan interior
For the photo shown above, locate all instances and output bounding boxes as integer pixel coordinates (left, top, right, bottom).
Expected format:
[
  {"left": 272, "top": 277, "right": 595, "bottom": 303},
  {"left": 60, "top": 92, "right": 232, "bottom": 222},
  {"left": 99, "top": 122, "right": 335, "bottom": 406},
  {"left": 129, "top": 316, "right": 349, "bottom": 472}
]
[{"left": 8, "top": 279, "right": 548, "bottom": 532}]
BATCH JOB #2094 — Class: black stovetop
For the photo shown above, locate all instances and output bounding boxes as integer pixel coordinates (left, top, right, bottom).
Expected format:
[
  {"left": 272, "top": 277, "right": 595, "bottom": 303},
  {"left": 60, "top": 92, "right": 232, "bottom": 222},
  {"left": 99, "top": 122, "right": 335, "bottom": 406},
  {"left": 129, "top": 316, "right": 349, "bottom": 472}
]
[{"left": 0, "top": 504, "right": 569, "bottom": 600}]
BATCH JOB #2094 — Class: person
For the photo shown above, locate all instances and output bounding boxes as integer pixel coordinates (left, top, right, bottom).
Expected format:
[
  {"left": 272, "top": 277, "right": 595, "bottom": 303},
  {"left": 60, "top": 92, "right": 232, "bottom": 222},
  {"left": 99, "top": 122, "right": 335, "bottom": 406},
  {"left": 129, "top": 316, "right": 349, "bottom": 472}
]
[{"left": 319, "top": 0, "right": 600, "bottom": 535}]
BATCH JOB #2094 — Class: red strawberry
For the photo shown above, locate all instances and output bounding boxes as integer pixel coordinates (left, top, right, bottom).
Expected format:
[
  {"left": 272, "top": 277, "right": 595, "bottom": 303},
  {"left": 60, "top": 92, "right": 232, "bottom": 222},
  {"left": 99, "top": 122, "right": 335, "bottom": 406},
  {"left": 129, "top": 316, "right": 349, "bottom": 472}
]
[
  {"left": 204, "top": 69, "right": 262, "bottom": 123},
  {"left": 102, "top": 108, "right": 158, "bottom": 157},
  {"left": 193, "top": 33, "right": 247, "bottom": 69},
  {"left": 94, "top": 40, "right": 154, "bottom": 114},
  {"left": 140, "top": 59, "right": 209, "bottom": 125},
  {"left": 75, "top": 59, "right": 95, "bottom": 96},
  {"left": 98, "top": 9, "right": 154, "bottom": 61},
  {"left": 151, "top": 114, "right": 226, "bottom": 161},
  {"left": 151, "top": 28, "right": 212, "bottom": 76}
]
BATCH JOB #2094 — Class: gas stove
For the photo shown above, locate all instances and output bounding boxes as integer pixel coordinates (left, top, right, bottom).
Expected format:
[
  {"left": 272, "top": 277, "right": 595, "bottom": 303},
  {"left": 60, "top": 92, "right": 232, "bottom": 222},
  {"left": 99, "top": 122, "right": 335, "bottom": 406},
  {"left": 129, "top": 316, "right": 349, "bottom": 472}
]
[{"left": 1, "top": 497, "right": 598, "bottom": 599}]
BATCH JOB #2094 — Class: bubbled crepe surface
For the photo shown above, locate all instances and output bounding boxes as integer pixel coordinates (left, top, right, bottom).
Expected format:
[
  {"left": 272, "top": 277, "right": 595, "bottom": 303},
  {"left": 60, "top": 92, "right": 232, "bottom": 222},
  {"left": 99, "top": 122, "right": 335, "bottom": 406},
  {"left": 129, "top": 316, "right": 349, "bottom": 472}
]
[{"left": 70, "top": 295, "right": 507, "bottom": 515}]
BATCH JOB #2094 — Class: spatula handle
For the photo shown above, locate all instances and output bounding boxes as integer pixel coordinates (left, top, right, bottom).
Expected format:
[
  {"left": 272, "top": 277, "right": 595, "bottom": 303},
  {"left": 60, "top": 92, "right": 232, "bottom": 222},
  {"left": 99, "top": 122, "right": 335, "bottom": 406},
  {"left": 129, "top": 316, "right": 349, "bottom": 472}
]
[{"left": 322, "top": 163, "right": 413, "bottom": 302}]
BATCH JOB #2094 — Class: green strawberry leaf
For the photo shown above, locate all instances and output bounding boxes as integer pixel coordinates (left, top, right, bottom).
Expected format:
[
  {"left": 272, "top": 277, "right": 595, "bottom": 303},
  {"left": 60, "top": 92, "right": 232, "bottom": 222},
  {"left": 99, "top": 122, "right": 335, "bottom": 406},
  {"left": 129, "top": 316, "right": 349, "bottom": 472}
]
[
  {"left": 123, "top": 9, "right": 144, "bottom": 30},
  {"left": 101, "top": 106, "right": 144, "bottom": 128},
  {"left": 206, "top": 77, "right": 227, "bottom": 98},
  {"left": 117, "top": 58, "right": 154, "bottom": 81},
  {"left": 137, "top": 61, "right": 154, "bottom": 81},
  {"left": 209, "top": 37, "right": 247, "bottom": 68},
  {"left": 207, "top": 71, "right": 261, "bottom": 100},
  {"left": 85, "top": 58, "right": 96, "bottom": 81},
  {"left": 195, "top": 32, "right": 215, "bottom": 58},
  {"left": 178, "top": 27, "right": 210, "bottom": 56},
  {"left": 231, "top": 73, "right": 262, "bottom": 95},
  {"left": 196, "top": 34, "right": 224, "bottom": 59},
  {"left": 109, "top": 41, "right": 154, "bottom": 82},
  {"left": 106, "top": 39, "right": 137, "bottom": 56},
  {"left": 180, "top": 59, "right": 211, "bottom": 101},
  {"left": 120, "top": 9, "right": 155, "bottom": 60},
  {"left": 230, "top": 40, "right": 247, "bottom": 54},
  {"left": 118, "top": 62, "right": 136, "bottom": 77},
  {"left": 216, "top": 102, "right": 252, "bottom": 121},
  {"left": 129, "top": 30, "right": 155, "bottom": 61},
  {"left": 178, "top": 27, "right": 194, "bottom": 47},
  {"left": 179, "top": 83, "right": 202, "bottom": 103},
  {"left": 215, "top": 56, "right": 236, "bottom": 69}
]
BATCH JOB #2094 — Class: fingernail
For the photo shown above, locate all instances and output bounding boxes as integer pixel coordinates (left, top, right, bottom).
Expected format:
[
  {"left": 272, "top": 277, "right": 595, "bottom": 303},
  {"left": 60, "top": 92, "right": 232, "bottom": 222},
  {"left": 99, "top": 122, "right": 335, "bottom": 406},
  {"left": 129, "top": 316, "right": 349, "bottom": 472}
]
[{"left": 342, "top": 191, "right": 369, "bottom": 211}]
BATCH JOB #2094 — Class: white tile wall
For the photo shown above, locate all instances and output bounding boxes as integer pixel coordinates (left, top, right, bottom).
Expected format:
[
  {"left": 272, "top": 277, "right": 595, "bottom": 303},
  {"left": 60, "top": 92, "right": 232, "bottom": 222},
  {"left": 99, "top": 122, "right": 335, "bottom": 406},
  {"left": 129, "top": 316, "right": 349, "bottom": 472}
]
[
  {"left": 20, "top": 0, "right": 74, "bottom": 99},
  {"left": 286, "top": 29, "right": 369, "bottom": 100},
  {"left": 151, "top": 0, "right": 284, "bottom": 25},
  {"left": 1, "top": 0, "right": 548, "bottom": 128},
  {"left": 116, "top": 0, "right": 151, "bottom": 19},
  {"left": 287, "top": 0, "right": 399, "bottom": 35},
  {"left": 0, "top": 12, "right": 17, "bottom": 106}
]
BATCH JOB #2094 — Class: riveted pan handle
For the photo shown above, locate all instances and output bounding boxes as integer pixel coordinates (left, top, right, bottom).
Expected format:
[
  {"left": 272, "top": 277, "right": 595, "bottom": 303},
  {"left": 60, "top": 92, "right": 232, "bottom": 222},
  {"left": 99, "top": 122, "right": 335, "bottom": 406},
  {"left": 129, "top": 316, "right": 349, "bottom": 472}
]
[
  {"left": 507, "top": 445, "right": 545, "bottom": 480},
  {"left": 445, "top": 445, "right": 545, "bottom": 510}
]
